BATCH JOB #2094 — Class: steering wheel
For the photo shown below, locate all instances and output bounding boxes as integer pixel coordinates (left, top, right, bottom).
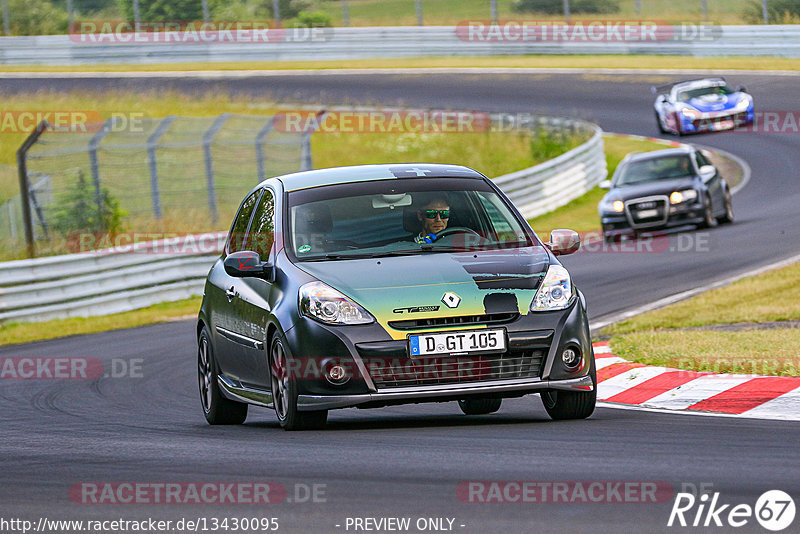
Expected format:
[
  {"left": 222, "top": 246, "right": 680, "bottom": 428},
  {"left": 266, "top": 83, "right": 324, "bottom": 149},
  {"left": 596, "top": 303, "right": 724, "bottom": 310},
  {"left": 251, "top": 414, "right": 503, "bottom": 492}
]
[{"left": 434, "top": 227, "right": 482, "bottom": 239}]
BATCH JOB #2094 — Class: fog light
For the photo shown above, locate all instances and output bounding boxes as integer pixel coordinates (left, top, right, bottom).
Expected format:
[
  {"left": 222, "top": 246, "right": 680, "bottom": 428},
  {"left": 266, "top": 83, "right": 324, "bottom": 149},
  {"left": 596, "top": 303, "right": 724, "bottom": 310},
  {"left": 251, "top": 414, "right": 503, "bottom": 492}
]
[
  {"left": 322, "top": 359, "right": 350, "bottom": 385},
  {"left": 561, "top": 347, "right": 580, "bottom": 368}
]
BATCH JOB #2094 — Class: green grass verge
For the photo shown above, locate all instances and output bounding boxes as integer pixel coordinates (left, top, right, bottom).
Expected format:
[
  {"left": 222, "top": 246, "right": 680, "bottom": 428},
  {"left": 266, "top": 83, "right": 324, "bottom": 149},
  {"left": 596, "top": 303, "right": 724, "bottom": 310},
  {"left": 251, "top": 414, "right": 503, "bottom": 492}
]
[
  {"left": 0, "top": 297, "right": 201, "bottom": 346},
  {"left": 612, "top": 329, "right": 800, "bottom": 377},
  {"left": 3, "top": 54, "right": 799, "bottom": 73},
  {"left": 605, "top": 260, "right": 800, "bottom": 377},
  {"left": 605, "top": 261, "right": 800, "bottom": 334}
]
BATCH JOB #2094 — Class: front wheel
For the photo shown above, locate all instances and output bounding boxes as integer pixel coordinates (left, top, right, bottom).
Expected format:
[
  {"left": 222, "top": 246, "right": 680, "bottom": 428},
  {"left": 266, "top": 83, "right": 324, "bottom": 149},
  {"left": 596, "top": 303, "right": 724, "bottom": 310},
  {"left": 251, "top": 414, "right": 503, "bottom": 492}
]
[
  {"left": 458, "top": 397, "right": 502, "bottom": 415},
  {"left": 269, "top": 334, "right": 328, "bottom": 431},
  {"left": 198, "top": 326, "right": 248, "bottom": 425},
  {"left": 717, "top": 188, "right": 734, "bottom": 224},
  {"left": 698, "top": 194, "right": 715, "bottom": 229},
  {"left": 655, "top": 111, "right": 667, "bottom": 134},
  {"left": 541, "top": 369, "right": 596, "bottom": 420}
]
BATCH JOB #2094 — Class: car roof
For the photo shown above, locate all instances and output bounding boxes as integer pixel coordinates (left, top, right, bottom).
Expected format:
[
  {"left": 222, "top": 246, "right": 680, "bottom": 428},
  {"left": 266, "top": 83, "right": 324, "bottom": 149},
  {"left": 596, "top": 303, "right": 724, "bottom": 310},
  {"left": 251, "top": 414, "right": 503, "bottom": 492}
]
[
  {"left": 624, "top": 147, "right": 695, "bottom": 163},
  {"left": 272, "top": 163, "right": 486, "bottom": 192}
]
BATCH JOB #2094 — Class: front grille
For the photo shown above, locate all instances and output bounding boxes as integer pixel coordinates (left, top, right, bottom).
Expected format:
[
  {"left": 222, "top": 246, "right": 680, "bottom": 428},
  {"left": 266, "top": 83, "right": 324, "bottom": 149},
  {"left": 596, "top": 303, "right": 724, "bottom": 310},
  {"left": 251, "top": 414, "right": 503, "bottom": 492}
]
[
  {"left": 364, "top": 350, "right": 544, "bottom": 389},
  {"left": 388, "top": 312, "right": 518, "bottom": 330},
  {"left": 626, "top": 196, "right": 669, "bottom": 228}
]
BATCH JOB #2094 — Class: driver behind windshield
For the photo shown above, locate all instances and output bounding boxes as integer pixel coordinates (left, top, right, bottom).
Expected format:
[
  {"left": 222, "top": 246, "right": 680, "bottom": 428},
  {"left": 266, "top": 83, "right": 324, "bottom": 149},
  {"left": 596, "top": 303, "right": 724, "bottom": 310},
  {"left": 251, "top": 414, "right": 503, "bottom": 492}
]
[{"left": 414, "top": 197, "right": 450, "bottom": 244}]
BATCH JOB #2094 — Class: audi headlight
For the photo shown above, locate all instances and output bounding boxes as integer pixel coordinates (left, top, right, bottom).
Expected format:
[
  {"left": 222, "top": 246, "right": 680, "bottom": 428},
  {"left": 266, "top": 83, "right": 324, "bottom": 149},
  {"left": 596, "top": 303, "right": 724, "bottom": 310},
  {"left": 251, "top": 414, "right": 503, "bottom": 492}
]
[
  {"left": 600, "top": 197, "right": 624, "bottom": 213},
  {"left": 670, "top": 189, "right": 698, "bottom": 204},
  {"left": 531, "top": 265, "right": 573, "bottom": 311},
  {"left": 299, "top": 281, "right": 374, "bottom": 325}
]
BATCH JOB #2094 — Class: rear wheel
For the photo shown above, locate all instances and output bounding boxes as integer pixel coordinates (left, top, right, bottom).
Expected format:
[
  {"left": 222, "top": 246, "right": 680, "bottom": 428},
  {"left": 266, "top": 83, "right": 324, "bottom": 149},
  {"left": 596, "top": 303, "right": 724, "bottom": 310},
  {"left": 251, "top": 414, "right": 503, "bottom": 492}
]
[
  {"left": 198, "top": 326, "right": 248, "bottom": 425},
  {"left": 458, "top": 397, "right": 502, "bottom": 415},
  {"left": 269, "top": 334, "right": 328, "bottom": 431},
  {"left": 541, "top": 369, "right": 596, "bottom": 420},
  {"left": 717, "top": 188, "right": 734, "bottom": 224}
]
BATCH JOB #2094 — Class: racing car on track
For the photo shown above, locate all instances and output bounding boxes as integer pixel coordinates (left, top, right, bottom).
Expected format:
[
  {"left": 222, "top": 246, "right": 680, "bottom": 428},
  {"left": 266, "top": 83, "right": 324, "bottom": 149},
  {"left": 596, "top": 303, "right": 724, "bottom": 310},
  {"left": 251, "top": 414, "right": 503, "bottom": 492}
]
[
  {"left": 653, "top": 78, "right": 754, "bottom": 135},
  {"left": 598, "top": 146, "right": 734, "bottom": 241},
  {"left": 197, "top": 163, "right": 596, "bottom": 430}
]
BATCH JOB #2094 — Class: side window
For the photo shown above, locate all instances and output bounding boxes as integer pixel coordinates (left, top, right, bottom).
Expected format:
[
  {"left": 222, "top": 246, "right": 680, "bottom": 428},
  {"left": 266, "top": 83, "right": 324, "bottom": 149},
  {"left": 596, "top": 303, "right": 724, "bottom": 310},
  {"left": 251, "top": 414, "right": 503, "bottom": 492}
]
[
  {"left": 694, "top": 151, "right": 710, "bottom": 169},
  {"left": 248, "top": 189, "right": 275, "bottom": 259},
  {"left": 227, "top": 191, "right": 260, "bottom": 253}
]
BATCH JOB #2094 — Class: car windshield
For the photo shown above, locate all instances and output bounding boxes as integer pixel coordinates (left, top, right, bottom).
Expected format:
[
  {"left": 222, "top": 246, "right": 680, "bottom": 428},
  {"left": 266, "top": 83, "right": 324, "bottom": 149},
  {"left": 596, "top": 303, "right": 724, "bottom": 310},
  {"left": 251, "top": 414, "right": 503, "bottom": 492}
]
[
  {"left": 286, "top": 177, "right": 536, "bottom": 260},
  {"left": 615, "top": 155, "right": 695, "bottom": 186},
  {"left": 676, "top": 84, "right": 733, "bottom": 102}
]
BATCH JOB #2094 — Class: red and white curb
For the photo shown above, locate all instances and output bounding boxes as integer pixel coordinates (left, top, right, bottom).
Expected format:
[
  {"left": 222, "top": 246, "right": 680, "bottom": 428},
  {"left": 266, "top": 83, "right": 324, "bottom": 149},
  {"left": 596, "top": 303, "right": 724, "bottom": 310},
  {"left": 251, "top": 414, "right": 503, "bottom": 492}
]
[{"left": 592, "top": 342, "right": 800, "bottom": 421}]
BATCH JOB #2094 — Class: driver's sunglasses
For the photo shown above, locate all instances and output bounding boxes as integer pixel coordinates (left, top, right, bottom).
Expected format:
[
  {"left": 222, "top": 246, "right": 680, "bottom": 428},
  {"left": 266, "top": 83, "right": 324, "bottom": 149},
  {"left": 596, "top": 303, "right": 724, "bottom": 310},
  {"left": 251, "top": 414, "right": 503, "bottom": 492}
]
[{"left": 423, "top": 209, "right": 450, "bottom": 220}]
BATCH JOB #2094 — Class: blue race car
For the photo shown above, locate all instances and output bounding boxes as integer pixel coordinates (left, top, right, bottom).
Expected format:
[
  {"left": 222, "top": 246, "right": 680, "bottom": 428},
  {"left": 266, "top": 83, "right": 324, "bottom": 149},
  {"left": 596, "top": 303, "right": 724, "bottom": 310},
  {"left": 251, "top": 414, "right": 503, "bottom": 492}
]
[{"left": 653, "top": 78, "right": 754, "bottom": 136}]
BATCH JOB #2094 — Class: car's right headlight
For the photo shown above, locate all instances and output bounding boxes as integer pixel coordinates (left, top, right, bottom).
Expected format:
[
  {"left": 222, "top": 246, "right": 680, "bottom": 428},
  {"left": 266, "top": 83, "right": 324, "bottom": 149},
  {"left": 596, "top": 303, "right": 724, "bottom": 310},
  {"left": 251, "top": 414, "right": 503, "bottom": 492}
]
[
  {"left": 599, "top": 197, "right": 624, "bottom": 213},
  {"left": 531, "top": 265, "right": 573, "bottom": 311},
  {"left": 680, "top": 107, "right": 700, "bottom": 119},
  {"left": 299, "top": 281, "right": 374, "bottom": 325}
]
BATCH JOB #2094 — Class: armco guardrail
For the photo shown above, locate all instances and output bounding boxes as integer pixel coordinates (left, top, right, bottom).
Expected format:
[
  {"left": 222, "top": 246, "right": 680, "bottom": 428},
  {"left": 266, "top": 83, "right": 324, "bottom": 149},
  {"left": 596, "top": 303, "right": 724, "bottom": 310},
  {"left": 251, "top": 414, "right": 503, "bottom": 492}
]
[
  {"left": 0, "top": 115, "right": 604, "bottom": 324},
  {"left": 1, "top": 25, "right": 800, "bottom": 65},
  {"left": 0, "top": 233, "right": 226, "bottom": 323},
  {"left": 494, "top": 117, "right": 605, "bottom": 219}
]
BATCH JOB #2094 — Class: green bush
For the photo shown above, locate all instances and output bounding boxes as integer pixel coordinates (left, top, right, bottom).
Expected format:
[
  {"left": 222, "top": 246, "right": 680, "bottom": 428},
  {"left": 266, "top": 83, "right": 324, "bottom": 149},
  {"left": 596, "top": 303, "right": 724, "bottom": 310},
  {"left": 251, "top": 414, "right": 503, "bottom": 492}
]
[
  {"left": 117, "top": 0, "right": 221, "bottom": 22},
  {"left": 742, "top": 0, "right": 800, "bottom": 23},
  {"left": 292, "top": 10, "right": 332, "bottom": 27},
  {"left": 49, "top": 170, "right": 126, "bottom": 238},
  {"left": 512, "top": 0, "right": 620, "bottom": 15},
  {"left": 5, "top": 0, "right": 69, "bottom": 35}
]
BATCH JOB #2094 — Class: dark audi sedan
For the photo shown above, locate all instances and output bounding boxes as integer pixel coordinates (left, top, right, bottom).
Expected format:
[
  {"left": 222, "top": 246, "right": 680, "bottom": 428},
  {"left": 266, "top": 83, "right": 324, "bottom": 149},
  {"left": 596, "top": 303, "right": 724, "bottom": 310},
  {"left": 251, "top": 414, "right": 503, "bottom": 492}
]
[
  {"left": 197, "top": 164, "right": 595, "bottom": 430},
  {"left": 598, "top": 146, "right": 734, "bottom": 241}
]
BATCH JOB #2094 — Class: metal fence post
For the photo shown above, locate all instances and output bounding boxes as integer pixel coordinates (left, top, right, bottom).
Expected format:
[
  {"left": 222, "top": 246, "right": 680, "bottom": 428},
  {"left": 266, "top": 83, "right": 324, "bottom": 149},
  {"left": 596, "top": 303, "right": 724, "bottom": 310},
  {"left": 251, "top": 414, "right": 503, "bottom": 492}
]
[
  {"left": 490, "top": 0, "right": 498, "bottom": 23},
  {"left": 255, "top": 120, "right": 273, "bottom": 183},
  {"left": 272, "top": 0, "right": 280, "bottom": 26},
  {"left": 416, "top": 0, "right": 423, "bottom": 26},
  {"left": 146, "top": 116, "right": 175, "bottom": 220},
  {"left": 763, "top": 0, "right": 769, "bottom": 24},
  {"left": 88, "top": 117, "right": 117, "bottom": 217},
  {"left": 16, "top": 120, "right": 49, "bottom": 258},
  {"left": 203, "top": 113, "right": 230, "bottom": 223},
  {"left": 342, "top": 0, "right": 350, "bottom": 26},
  {"left": 301, "top": 134, "right": 313, "bottom": 171},
  {"left": 563, "top": 0, "right": 570, "bottom": 23}
]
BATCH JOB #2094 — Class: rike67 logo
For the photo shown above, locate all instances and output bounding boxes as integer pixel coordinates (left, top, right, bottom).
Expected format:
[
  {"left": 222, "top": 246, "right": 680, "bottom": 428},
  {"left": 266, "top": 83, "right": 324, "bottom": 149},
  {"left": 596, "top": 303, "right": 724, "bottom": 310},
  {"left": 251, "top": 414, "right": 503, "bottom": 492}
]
[{"left": 668, "top": 489, "right": 795, "bottom": 531}]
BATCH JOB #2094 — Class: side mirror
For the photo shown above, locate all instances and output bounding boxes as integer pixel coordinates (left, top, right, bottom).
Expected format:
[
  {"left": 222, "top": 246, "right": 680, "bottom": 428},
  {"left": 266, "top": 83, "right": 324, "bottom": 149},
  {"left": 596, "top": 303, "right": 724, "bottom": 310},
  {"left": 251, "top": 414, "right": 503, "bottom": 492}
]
[
  {"left": 699, "top": 164, "right": 716, "bottom": 181},
  {"left": 224, "top": 251, "right": 271, "bottom": 278},
  {"left": 599, "top": 180, "right": 612, "bottom": 190},
  {"left": 546, "top": 229, "right": 581, "bottom": 256}
]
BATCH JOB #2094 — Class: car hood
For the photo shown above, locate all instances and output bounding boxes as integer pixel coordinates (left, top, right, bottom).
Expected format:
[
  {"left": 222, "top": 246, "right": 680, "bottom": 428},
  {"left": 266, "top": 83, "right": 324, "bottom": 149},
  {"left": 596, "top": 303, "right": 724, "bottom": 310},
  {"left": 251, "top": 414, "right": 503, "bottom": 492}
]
[
  {"left": 294, "top": 246, "right": 550, "bottom": 339},
  {"left": 686, "top": 93, "right": 742, "bottom": 113},
  {"left": 607, "top": 177, "right": 697, "bottom": 201}
]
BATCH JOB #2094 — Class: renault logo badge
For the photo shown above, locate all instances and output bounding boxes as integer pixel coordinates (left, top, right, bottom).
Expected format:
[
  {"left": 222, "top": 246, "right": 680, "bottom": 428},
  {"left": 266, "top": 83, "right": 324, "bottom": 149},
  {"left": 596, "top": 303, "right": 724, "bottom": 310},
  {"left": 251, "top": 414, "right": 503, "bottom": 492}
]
[{"left": 441, "top": 292, "right": 461, "bottom": 309}]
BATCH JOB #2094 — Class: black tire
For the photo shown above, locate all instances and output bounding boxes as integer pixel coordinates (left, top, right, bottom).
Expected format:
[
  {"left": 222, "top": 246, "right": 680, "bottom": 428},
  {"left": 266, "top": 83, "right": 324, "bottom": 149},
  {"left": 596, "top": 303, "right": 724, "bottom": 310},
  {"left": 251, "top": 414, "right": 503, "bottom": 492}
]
[
  {"left": 269, "top": 334, "right": 328, "bottom": 431},
  {"left": 717, "top": 188, "right": 734, "bottom": 224},
  {"left": 198, "top": 326, "right": 248, "bottom": 425},
  {"left": 655, "top": 111, "right": 667, "bottom": 134},
  {"left": 698, "top": 194, "right": 715, "bottom": 229},
  {"left": 541, "top": 368, "right": 596, "bottom": 420},
  {"left": 458, "top": 397, "right": 502, "bottom": 415}
]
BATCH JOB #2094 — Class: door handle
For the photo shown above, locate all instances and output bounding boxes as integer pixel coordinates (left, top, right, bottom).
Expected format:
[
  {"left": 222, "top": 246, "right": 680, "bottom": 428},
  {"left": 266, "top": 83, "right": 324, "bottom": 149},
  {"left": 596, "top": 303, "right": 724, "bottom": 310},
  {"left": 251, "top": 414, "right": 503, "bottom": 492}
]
[{"left": 225, "top": 286, "right": 236, "bottom": 302}]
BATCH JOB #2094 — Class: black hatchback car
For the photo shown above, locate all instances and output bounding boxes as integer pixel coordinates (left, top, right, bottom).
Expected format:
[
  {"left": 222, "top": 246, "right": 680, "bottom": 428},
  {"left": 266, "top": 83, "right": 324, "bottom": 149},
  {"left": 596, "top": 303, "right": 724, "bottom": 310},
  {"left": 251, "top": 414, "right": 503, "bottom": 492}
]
[
  {"left": 197, "top": 164, "right": 595, "bottom": 430},
  {"left": 598, "top": 146, "right": 734, "bottom": 241}
]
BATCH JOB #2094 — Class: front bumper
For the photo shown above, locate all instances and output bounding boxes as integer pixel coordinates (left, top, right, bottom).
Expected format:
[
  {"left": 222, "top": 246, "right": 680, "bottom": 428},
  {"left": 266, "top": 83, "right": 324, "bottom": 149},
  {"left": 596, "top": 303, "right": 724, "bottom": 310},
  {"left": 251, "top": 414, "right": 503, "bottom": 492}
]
[
  {"left": 601, "top": 201, "right": 706, "bottom": 234},
  {"left": 680, "top": 109, "right": 753, "bottom": 134},
  {"left": 281, "top": 297, "right": 593, "bottom": 411},
  {"left": 297, "top": 374, "right": 594, "bottom": 410}
]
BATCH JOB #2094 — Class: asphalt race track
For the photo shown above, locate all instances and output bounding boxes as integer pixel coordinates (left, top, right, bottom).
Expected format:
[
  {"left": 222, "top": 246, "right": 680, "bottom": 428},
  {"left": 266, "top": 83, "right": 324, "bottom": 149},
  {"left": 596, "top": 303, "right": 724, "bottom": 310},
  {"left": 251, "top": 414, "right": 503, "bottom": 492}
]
[{"left": 1, "top": 71, "right": 799, "bottom": 533}]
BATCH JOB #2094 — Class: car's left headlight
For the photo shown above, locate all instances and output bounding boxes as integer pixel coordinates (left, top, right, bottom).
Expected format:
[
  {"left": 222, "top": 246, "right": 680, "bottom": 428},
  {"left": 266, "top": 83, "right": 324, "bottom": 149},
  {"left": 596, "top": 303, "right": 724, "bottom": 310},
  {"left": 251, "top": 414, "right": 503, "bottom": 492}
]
[
  {"left": 680, "top": 107, "right": 700, "bottom": 119},
  {"left": 531, "top": 265, "right": 573, "bottom": 311},
  {"left": 735, "top": 95, "right": 753, "bottom": 111},
  {"left": 299, "top": 281, "right": 374, "bottom": 325},
  {"left": 670, "top": 189, "right": 698, "bottom": 204}
]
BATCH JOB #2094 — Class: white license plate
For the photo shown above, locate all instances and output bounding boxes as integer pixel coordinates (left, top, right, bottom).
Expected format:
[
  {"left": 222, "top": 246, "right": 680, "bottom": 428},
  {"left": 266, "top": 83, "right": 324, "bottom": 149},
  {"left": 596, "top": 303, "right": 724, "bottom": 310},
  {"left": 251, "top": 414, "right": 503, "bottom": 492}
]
[
  {"left": 636, "top": 209, "right": 659, "bottom": 218},
  {"left": 409, "top": 329, "right": 506, "bottom": 357},
  {"left": 713, "top": 119, "right": 734, "bottom": 131}
]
